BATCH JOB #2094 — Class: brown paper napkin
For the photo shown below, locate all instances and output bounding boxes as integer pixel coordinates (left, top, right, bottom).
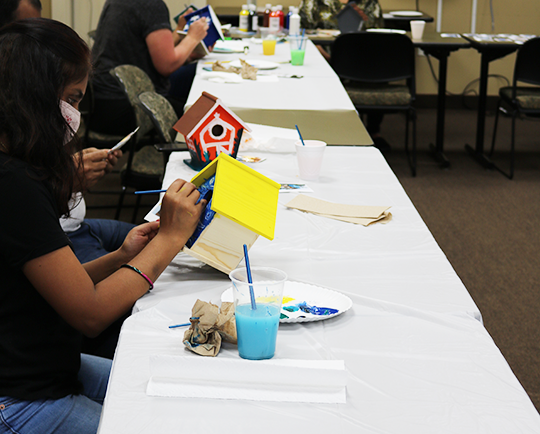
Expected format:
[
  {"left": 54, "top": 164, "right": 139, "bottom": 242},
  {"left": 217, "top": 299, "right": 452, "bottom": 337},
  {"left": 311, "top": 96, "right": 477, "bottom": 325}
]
[
  {"left": 183, "top": 300, "right": 237, "bottom": 357},
  {"left": 285, "top": 194, "right": 392, "bottom": 226}
]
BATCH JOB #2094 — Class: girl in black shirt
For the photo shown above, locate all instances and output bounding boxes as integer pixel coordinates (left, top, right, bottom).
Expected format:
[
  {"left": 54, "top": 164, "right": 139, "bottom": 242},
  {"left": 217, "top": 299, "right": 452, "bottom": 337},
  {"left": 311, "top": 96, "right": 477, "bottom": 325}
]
[{"left": 0, "top": 18, "right": 206, "bottom": 434}]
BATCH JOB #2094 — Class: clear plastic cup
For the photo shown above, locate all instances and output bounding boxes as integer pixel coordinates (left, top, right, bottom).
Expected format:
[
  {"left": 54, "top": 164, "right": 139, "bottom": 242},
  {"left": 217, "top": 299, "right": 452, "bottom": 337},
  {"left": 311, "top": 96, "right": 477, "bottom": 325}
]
[
  {"left": 229, "top": 267, "right": 287, "bottom": 360},
  {"left": 288, "top": 35, "right": 308, "bottom": 65},
  {"left": 260, "top": 27, "right": 277, "bottom": 55}
]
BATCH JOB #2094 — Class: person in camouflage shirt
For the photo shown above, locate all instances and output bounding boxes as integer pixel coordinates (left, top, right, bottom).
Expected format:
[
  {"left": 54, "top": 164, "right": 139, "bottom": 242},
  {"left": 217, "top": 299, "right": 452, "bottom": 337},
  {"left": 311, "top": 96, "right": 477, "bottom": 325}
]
[
  {"left": 299, "top": 0, "right": 383, "bottom": 30},
  {"left": 298, "top": 0, "right": 391, "bottom": 152}
]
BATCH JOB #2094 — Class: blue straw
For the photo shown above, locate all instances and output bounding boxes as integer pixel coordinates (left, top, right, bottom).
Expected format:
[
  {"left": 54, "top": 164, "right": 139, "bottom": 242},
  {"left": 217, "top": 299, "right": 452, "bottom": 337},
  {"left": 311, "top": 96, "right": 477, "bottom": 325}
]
[
  {"left": 243, "top": 244, "right": 257, "bottom": 310},
  {"left": 134, "top": 189, "right": 167, "bottom": 195},
  {"left": 295, "top": 124, "right": 305, "bottom": 146}
]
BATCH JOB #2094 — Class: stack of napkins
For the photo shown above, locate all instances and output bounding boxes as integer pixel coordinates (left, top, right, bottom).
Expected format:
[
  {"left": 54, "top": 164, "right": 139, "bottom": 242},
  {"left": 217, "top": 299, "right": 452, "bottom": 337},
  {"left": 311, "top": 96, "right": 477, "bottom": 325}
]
[
  {"left": 285, "top": 194, "right": 391, "bottom": 226},
  {"left": 147, "top": 355, "right": 346, "bottom": 404}
]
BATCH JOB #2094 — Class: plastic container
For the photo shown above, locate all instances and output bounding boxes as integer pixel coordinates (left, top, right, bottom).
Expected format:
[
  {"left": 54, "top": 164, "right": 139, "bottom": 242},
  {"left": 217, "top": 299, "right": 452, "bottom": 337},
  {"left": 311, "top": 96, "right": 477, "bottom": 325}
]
[
  {"left": 263, "top": 3, "right": 272, "bottom": 27},
  {"left": 289, "top": 7, "right": 300, "bottom": 35},
  {"left": 269, "top": 6, "right": 280, "bottom": 32},
  {"left": 239, "top": 4, "right": 250, "bottom": 32},
  {"left": 285, "top": 6, "right": 293, "bottom": 30},
  {"left": 276, "top": 5, "right": 284, "bottom": 29},
  {"left": 295, "top": 140, "right": 327, "bottom": 180},
  {"left": 230, "top": 267, "right": 287, "bottom": 360},
  {"left": 248, "top": 4, "right": 258, "bottom": 32}
]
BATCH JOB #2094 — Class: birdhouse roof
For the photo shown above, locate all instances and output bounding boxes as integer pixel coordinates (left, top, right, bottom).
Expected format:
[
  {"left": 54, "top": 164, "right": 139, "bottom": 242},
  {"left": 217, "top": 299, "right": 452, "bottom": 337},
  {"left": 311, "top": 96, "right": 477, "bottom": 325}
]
[
  {"left": 173, "top": 91, "right": 250, "bottom": 138},
  {"left": 190, "top": 153, "right": 280, "bottom": 240}
]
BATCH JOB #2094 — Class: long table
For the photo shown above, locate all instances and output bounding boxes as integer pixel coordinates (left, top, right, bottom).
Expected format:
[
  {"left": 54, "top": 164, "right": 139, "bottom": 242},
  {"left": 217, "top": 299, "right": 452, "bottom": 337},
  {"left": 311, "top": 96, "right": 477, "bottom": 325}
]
[
  {"left": 98, "top": 127, "right": 540, "bottom": 433},
  {"left": 186, "top": 39, "right": 372, "bottom": 146}
]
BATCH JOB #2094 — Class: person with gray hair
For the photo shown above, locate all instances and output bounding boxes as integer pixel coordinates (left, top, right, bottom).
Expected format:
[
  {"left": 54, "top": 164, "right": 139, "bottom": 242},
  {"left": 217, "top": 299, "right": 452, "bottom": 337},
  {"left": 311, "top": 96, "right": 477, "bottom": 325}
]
[{"left": 0, "top": 0, "right": 41, "bottom": 28}]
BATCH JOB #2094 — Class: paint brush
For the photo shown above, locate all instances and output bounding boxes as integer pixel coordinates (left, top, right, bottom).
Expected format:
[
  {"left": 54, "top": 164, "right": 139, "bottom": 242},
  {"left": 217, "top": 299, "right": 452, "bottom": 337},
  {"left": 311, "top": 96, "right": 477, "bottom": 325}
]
[
  {"left": 134, "top": 189, "right": 167, "bottom": 195},
  {"left": 169, "top": 316, "right": 199, "bottom": 329},
  {"left": 243, "top": 244, "right": 257, "bottom": 310},
  {"left": 295, "top": 124, "right": 305, "bottom": 146},
  {"left": 169, "top": 323, "right": 191, "bottom": 329}
]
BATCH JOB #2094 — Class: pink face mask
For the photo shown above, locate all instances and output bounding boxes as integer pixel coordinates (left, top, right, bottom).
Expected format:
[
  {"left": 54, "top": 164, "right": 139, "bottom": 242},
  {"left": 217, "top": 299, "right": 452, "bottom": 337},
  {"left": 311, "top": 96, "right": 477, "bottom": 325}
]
[{"left": 60, "top": 100, "right": 81, "bottom": 144}]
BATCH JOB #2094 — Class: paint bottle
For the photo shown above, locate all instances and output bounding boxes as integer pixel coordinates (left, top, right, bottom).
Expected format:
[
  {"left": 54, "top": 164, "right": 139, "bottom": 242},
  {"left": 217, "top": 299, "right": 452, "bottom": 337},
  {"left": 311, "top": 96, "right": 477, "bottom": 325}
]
[
  {"left": 276, "top": 5, "right": 285, "bottom": 30},
  {"left": 249, "top": 4, "right": 258, "bottom": 32},
  {"left": 289, "top": 7, "right": 300, "bottom": 35},
  {"left": 269, "top": 6, "right": 280, "bottom": 33},
  {"left": 239, "top": 5, "right": 250, "bottom": 32},
  {"left": 284, "top": 6, "right": 293, "bottom": 30},
  {"left": 263, "top": 3, "right": 272, "bottom": 28}
]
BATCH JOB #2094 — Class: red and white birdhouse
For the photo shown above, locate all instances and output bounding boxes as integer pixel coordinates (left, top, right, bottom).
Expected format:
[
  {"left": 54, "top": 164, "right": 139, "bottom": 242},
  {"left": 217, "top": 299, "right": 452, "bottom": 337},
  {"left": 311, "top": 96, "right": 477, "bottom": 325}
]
[{"left": 173, "top": 92, "right": 251, "bottom": 169}]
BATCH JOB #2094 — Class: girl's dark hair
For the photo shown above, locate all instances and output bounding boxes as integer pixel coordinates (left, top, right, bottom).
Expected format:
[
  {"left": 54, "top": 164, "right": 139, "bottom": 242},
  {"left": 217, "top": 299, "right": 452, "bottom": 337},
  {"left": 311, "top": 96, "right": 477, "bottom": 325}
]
[{"left": 0, "top": 18, "right": 91, "bottom": 216}]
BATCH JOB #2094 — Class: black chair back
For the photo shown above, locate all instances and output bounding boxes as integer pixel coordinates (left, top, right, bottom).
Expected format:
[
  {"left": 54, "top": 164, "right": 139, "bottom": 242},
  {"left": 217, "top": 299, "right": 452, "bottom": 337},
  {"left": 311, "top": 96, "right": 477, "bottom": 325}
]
[
  {"left": 513, "top": 36, "right": 540, "bottom": 87},
  {"left": 330, "top": 32, "right": 415, "bottom": 85}
]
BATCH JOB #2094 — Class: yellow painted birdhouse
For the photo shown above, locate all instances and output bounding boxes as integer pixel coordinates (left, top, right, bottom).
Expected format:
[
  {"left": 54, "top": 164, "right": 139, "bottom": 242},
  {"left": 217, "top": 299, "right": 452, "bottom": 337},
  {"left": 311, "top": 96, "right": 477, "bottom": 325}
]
[{"left": 183, "top": 153, "right": 280, "bottom": 274}]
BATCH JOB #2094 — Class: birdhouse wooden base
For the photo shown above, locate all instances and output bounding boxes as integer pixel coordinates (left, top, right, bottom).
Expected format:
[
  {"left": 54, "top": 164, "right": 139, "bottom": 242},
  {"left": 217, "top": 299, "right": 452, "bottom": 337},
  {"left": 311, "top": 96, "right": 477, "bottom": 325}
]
[{"left": 183, "top": 214, "right": 259, "bottom": 274}]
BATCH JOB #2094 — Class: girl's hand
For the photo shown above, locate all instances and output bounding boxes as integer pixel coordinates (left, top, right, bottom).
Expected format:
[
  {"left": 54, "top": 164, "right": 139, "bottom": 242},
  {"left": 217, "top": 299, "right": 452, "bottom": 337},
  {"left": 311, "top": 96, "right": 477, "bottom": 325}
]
[
  {"left": 119, "top": 221, "right": 160, "bottom": 261},
  {"left": 158, "top": 179, "right": 207, "bottom": 246}
]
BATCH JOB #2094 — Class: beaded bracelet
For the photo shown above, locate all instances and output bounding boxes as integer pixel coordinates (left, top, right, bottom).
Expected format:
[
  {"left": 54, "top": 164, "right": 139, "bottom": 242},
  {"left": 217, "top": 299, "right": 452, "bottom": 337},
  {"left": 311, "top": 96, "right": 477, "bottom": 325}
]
[{"left": 120, "top": 264, "right": 154, "bottom": 291}]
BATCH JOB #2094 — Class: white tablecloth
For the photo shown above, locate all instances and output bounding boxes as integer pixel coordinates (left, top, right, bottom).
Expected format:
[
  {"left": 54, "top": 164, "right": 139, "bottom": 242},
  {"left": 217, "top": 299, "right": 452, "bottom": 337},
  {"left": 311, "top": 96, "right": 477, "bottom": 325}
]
[
  {"left": 98, "top": 132, "right": 540, "bottom": 433},
  {"left": 186, "top": 39, "right": 371, "bottom": 146}
]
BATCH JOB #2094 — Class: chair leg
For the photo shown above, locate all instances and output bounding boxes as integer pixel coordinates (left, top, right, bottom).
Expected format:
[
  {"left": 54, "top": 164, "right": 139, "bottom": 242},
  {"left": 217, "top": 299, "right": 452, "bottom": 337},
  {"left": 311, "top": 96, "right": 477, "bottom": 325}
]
[
  {"left": 411, "top": 109, "right": 417, "bottom": 177},
  {"left": 131, "top": 194, "right": 142, "bottom": 224},
  {"left": 491, "top": 107, "right": 516, "bottom": 180},
  {"left": 509, "top": 112, "right": 516, "bottom": 180},
  {"left": 489, "top": 101, "right": 501, "bottom": 157},
  {"left": 115, "top": 186, "right": 127, "bottom": 220},
  {"left": 404, "top": 109, "right": 416, "bottom": 177}
]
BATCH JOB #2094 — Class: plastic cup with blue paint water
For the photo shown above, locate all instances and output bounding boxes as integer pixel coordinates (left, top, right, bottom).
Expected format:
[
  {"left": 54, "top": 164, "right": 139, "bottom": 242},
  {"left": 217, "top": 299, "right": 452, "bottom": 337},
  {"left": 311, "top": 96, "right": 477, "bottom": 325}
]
[{"left": 229, "top": 267, "right": 287, "bottom": 360}]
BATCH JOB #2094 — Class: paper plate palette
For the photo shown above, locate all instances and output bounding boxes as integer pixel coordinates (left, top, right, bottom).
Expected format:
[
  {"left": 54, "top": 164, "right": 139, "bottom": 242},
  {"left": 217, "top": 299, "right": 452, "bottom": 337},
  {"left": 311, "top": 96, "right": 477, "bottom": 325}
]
[
  {"left": 367, "top": 28, "right": 407, "bottom": 35},
  {"left": 390, "top": 10, "right": 423, "bottom": 17},
  {"left": 221, "top": 281, "right": 352, "bottom": 323},
  {"left": 229, "top": 59, "right": 279, "bottom": 70},
  {"left": 213, "top": 40, "right": 248, "bottom": 53}
]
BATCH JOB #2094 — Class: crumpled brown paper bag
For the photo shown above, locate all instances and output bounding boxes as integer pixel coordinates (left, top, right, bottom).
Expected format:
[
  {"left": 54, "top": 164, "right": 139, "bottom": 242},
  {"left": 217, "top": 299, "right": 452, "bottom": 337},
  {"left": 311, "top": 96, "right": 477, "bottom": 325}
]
[
  {"left": 211, "top": 60, "right": 257, "bottom": 80},
  {"left": 212, "top": 60, "right": 241, "bottom": 74},
  {"left": 183, "top": 299, "right": 237, "bottom": 357},
  {"left": 239, "top": 59, "right": 258, "bottom": 80}
]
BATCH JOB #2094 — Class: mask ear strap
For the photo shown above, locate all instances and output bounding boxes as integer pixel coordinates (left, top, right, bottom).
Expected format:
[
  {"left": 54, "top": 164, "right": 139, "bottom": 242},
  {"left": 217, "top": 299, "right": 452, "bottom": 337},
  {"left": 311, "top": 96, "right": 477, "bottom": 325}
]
[{"left": 59, "top": 100, "right": 81, "bottom": 144}]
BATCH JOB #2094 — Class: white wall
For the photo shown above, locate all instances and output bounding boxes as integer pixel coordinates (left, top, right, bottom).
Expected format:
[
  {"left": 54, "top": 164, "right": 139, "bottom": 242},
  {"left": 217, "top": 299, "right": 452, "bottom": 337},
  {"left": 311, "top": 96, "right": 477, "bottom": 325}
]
[{"left": 52, "top": 0, "right": 206, "bottom": 44}]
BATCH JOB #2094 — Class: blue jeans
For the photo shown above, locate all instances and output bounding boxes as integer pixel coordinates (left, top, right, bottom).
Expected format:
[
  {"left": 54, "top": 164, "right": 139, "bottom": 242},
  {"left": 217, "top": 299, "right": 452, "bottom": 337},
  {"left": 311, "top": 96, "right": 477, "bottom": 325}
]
[
  {"left": 67, "top": 219, "right": 135, "bottom": 264},
  {"left": 0, "top": 354, "right": 111, "bottom": 434},
  {"left": 168, "top": 62, "right": 197, "bottom": 103}
]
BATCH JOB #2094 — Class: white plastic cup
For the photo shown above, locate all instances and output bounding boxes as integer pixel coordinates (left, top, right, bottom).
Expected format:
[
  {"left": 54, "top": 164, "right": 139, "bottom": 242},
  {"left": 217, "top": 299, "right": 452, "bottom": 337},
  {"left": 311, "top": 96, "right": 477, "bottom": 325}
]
[
  {"left": 410, "top": 20, "right": 425, "bottom": 40},
  {"left": 295, "top": 140, "right": 327, "bottom": 181}
]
